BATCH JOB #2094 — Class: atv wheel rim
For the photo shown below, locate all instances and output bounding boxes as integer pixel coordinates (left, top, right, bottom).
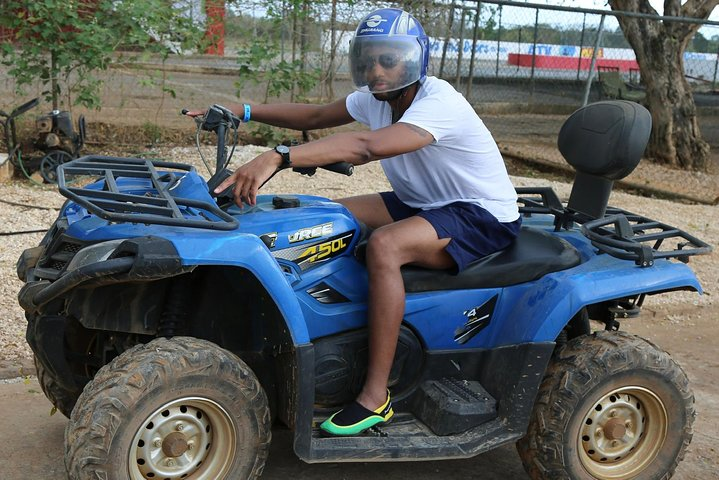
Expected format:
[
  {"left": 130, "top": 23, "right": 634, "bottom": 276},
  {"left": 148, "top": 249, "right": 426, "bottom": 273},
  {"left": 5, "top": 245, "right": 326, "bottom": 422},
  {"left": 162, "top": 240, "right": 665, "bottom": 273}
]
[
  {"left": 129, "top": 397, "right": 236, "bottom": 480},
  {"left": 578, "top": 386, "right": 667, "bottom": 479}
]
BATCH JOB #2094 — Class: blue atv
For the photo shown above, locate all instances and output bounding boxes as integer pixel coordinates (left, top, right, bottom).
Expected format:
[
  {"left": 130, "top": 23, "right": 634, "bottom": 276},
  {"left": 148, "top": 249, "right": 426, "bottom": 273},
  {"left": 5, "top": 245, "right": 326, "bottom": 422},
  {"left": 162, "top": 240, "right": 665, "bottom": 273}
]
[{"left": 17, "top": 101, "right": 711, "bottom": 480}]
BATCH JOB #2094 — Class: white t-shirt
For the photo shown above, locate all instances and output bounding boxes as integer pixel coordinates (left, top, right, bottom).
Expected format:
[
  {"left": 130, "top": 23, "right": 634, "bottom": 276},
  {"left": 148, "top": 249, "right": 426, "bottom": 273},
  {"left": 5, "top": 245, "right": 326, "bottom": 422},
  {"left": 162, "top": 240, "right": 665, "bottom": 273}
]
[{"left": 345, "top": 76, "right": 519, "bottom": 223}]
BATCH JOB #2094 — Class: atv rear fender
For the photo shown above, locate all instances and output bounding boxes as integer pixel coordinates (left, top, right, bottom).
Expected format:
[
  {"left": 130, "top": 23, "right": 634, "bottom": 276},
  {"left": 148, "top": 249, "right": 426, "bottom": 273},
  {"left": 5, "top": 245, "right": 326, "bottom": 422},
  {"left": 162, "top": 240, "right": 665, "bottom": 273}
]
[{"left": 495, "top": 253, "right": 703, "bottom": 345}]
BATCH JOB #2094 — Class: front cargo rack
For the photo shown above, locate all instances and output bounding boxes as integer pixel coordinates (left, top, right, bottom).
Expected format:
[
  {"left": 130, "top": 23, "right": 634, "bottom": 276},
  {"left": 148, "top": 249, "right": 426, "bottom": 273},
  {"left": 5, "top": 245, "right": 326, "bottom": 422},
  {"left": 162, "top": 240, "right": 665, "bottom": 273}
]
[
  {"left": 58, "top": 156, "right": 238, "bottom": 230},
  {"left": 581, "top": 214, "right": 712, "bottom": 267}
]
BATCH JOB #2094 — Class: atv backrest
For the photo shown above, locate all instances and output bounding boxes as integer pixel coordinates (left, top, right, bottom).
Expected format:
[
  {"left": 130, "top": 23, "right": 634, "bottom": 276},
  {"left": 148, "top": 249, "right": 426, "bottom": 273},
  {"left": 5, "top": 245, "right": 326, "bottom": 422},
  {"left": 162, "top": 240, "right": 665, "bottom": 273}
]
[{"left": 559, "top": 100, "right": 651, "bottom": 220}]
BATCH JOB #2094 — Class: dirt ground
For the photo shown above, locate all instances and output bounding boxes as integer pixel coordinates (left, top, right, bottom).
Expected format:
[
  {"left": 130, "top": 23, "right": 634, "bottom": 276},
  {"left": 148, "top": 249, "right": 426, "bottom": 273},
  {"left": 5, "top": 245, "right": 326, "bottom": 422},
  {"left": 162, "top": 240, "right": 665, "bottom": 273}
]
[{"left": 0, "top": 63, "right": 718, "bottom": 479}]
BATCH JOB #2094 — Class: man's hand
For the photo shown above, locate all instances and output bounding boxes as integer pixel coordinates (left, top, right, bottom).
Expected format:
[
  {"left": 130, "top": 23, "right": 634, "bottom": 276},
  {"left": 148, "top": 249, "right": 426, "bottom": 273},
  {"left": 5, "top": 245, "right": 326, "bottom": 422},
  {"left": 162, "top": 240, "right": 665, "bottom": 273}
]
[
  {"left": 215, "top": 150, "right": 282, "bottom": 207},
  {"left": 183, "top": 109, "right": 206, "bottom": 118}
]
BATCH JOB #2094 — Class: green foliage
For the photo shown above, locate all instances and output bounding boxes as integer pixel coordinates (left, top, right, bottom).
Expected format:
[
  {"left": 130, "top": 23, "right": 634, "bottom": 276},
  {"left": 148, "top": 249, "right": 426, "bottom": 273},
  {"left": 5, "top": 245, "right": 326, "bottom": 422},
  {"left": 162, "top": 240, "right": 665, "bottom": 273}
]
[
  {"left": 247, "top": 123, "right": 292, "bottom": 146},
  {"left": 0, "top": 0, "right": 204, "bottom": 109},
  {"left": 225, "top": 11, "right": 284, "bottom": 42},
  {"left": 688, "top": 31, "right": 719, "bottom": 53},
  {"left": 236, "top": 43, "right": 321, "bottom": 102},
  {"left": 230, "top": 0, "right": 322, "bottom": 103},
  {"left": 141, "top": 121, "right": 163, "bottom": 145}
]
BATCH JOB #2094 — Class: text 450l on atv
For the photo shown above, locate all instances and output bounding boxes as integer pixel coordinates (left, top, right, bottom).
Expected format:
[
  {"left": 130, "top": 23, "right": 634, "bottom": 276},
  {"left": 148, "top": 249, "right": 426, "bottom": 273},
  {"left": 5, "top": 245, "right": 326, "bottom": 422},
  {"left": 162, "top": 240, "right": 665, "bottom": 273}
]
[{"left": 17, "top": 101, "right": 711, "bottom": 479}]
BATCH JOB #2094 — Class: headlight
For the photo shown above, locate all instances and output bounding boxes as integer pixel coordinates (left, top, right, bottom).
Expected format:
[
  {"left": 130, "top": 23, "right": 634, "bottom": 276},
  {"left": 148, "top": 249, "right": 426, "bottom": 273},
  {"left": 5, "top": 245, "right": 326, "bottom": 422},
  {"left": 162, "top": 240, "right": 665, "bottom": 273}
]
[{"left": 65, "top": 239, "right": 126, "bottom": 271}]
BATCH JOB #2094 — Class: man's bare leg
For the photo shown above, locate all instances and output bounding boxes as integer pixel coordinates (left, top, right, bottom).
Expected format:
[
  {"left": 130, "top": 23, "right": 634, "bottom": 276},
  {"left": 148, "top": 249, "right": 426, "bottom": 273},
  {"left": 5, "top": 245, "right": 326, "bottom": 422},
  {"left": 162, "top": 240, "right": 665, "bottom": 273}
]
[
  {"left": 336, "top": 195, "right": 455, "bottom": 409},
  {"left": 357, "top": 215, "right": 455, "bottom": 409},
  {"left": 337, "top": 194, "right": 394, "bottom": 229}
]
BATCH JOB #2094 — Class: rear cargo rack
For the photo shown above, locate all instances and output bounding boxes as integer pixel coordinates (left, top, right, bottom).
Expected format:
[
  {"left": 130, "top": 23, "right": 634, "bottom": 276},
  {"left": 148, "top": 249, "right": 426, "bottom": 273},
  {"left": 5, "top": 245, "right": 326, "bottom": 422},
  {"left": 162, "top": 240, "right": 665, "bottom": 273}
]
[
  {"left": 58, "top": 156, "right": 238, "bottom": 230},
  {"left": 516, "top": 187, "right": 564, "bottom": 216},
  {"left": 516, "top": 186, "right": 712, "bottom": 266},
  {"left": 517, "top": 187, "right": 616, "bottom": 228},
  {"left": 581, "top": 214, "right": 712, "bottom": 267}
]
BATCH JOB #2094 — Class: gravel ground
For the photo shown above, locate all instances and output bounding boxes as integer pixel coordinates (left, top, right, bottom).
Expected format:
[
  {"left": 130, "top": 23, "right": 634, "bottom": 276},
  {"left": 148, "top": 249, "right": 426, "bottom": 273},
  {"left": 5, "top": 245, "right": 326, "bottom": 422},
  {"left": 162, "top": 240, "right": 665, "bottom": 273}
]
[{"left": 0, "top": 144, "right": 716, "bottom": 374}]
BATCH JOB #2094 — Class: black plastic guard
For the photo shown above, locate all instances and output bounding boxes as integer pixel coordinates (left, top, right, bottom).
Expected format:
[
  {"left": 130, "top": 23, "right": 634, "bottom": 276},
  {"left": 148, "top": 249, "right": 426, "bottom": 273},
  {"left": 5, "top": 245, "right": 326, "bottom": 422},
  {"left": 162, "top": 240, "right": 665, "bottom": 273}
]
[
  {"left": 294, "top": 342, "right": 554, "bottom": 463},
  {"left": 110, "top": 236, "right": 185, "bottom": 278},
  {"left": 18, "top": 236, "right": 190, "bottom": 314},
  {"left": 25, "top": 314, "right": 79, "bottom": 392},
  {"left": 16, "top": 245, "right": 44, "bottom": 282}
]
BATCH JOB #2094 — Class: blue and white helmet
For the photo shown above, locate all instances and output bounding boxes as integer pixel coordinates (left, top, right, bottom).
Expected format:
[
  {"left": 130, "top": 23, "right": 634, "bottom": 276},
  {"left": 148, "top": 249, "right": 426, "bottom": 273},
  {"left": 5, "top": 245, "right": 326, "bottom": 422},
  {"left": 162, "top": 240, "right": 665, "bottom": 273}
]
[{"left": 349, "top": 8, "right": 429, "bottom": 94}]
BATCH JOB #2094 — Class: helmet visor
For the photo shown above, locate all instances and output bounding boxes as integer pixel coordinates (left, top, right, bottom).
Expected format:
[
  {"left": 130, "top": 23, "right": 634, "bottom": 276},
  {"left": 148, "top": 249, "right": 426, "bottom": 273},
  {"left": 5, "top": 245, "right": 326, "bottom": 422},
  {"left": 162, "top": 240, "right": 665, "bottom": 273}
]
[{"left": 349, "top": 36, "right": 423, "bottom": 93}]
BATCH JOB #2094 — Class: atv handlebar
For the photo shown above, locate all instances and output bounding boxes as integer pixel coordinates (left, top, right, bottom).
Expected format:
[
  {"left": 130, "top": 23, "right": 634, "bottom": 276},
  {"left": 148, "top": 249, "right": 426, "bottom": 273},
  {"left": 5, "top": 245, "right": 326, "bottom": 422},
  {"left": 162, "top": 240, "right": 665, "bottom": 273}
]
[
  {"left": 183, "top": 105, "right": 240, "bottom": 174},
  {"left": 316, "top": 161, "right": 354, "bottom": 176},
  {"left": 183, "top": 105, "right": 354, "bottom": 178}
]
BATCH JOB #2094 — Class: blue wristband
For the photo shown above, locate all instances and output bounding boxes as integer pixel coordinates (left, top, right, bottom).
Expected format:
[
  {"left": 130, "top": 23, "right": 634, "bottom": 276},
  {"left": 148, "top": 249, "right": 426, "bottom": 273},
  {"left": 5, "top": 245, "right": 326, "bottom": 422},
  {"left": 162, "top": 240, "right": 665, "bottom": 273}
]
[{"left": 243, "top": 104, "right": 251, "bottom": 123}]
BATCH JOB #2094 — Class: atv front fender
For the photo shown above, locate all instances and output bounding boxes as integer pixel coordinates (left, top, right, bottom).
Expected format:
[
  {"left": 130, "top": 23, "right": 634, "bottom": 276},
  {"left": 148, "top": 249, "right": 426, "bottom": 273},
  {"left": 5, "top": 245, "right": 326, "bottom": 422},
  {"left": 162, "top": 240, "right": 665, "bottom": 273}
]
[
  {"left": 18, "top": 236, "right": 192, "bottom": 313},
  {"left": 172, "top": 233, "right": 310, "bottom": 345}
]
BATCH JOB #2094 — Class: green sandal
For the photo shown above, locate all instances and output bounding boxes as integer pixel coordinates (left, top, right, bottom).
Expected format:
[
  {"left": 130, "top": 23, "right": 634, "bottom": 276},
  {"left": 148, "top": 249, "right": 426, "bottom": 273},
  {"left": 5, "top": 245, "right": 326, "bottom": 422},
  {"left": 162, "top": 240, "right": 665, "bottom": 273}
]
[{"left": 319, "top": 391, "right": 394, "bottom": 436}]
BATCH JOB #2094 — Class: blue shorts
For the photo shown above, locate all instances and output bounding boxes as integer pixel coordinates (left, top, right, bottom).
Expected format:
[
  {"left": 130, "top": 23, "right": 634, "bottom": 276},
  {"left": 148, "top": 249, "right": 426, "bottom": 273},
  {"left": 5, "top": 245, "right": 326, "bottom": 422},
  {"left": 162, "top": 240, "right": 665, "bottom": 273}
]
[{"left": 379, "top": 191, "right": 521, "bottom": 273}]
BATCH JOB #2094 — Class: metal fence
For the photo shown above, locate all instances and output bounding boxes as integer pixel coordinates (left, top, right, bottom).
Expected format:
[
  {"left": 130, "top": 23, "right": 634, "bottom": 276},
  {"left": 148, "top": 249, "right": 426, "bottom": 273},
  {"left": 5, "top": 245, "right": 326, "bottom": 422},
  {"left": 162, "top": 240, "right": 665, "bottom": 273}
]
[
  {"left": 3, "top": 1, "right": 719, "bottom": 171},
  {"left": 225, "top": 0, "right": 719, "bottom": 167}
]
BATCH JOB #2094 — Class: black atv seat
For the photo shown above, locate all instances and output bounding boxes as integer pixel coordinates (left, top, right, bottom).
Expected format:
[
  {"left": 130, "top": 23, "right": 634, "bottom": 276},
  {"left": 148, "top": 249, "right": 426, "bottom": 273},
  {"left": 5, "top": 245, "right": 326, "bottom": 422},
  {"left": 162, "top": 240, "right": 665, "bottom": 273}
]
[{"left": 400, "top": 227, "right": 581, "bottom": 292}]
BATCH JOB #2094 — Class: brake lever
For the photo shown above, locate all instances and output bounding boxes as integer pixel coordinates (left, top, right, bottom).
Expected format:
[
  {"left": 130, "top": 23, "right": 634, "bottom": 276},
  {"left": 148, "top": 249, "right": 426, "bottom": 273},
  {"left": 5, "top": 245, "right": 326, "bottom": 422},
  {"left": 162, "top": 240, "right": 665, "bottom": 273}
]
[
  {"left": 212, "top": 104, "right": 241, "bottom": 128},
  {"left": 183, "top": 105, "right": 240, "bottom": 133},
  {"left": 292, "top": 166, "right": 317, "bottom": 176},
  {"left": 290, "top": 163, "right": 353, "bottom": 177}
]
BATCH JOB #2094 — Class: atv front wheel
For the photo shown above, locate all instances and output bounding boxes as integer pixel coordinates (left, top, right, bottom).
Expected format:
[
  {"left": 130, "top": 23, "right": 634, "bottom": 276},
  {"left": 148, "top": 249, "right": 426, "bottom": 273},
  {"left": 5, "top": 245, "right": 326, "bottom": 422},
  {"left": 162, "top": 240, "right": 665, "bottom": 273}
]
[
  {"left": 517, "top": 331, "right": 694, "bottom": 480},
  {"left": 65, "top": 337, "right": 271, "bottom": 480}
]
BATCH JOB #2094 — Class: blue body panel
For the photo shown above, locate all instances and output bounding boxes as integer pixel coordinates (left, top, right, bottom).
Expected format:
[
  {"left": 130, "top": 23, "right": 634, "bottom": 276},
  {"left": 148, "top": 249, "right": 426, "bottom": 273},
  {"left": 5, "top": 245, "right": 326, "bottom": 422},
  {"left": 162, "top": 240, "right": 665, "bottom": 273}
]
[{"left": 59, "top": 174, "right": 704, "bottom": 350}]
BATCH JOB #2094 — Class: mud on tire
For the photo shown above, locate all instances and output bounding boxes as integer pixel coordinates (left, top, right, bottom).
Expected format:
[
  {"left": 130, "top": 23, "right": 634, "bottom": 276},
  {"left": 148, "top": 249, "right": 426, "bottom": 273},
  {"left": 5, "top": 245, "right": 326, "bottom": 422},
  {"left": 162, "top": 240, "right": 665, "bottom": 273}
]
[
  {"left": 34, "top": 355, "right": 80, "bottom": 418},
  {"left": 64, "top": 336, "right": 272, "bottom": 480},
  {"left": 517, "top": 330, "right": 694, "bottom": 480}
]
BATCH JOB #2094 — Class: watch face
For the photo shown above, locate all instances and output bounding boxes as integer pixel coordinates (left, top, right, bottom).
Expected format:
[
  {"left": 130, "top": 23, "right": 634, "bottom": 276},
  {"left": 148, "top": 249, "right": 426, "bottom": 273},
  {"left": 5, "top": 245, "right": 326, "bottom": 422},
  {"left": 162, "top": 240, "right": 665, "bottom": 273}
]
[{"left": 275, "top": 145, "right": 290, "bottom": 154}]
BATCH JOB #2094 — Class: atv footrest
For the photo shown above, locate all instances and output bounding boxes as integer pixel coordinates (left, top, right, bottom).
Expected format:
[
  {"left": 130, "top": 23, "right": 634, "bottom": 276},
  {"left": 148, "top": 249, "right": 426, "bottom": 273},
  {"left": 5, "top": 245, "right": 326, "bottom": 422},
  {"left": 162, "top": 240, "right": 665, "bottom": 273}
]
[
  {"left": 306, "top": 414, "right": 513, "bottom": 462},
  {"left": 412, "top": 377, "right": 497, "bottom": 436}
]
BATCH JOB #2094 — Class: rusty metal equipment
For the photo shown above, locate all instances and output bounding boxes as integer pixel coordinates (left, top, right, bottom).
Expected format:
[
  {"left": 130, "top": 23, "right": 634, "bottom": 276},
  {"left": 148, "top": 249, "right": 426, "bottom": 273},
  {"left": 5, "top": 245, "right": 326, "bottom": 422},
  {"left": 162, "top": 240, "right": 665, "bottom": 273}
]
[
  {"left": 35, "top": 109, "right": 86, "bottom": 183},
  {"left": 1, "top": 99, "right": 87, "bottom": 183}
]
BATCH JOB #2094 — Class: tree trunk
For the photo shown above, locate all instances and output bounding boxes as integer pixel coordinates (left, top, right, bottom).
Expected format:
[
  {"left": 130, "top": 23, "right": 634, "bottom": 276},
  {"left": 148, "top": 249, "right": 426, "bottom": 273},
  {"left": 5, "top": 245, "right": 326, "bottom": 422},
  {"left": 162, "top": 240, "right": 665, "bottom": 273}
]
[
  {"left": 51, "top": 50, "right": 59, "bottom": 110},
  {"left": 290, "top": 3, "right": 299, "bottom": 103},
  {"left": 609, "top": 0, "right": 718, "bottom": 171},
  {"left": 324, "top": 0, "right": 338, "bottom": 101},
  {"left": 642, "top": 46, "right": 709, "bottom": 169},
  {"left": 439, "top": 4, "right": 455, "bottom": 78},
  {"left": 299, "top": 0, "right": 310, "bottom": 99}
]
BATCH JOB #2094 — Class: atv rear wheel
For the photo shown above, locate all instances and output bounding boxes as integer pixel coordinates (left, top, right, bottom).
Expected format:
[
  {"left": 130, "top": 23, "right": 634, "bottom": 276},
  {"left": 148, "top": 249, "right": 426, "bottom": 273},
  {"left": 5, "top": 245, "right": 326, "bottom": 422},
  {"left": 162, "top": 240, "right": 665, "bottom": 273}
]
[
  {"left": 517, "top": 330, "right": 694, "bottom": 480},
  {"left": 65, "top": 336, "right": 271, "bottom": 480}
]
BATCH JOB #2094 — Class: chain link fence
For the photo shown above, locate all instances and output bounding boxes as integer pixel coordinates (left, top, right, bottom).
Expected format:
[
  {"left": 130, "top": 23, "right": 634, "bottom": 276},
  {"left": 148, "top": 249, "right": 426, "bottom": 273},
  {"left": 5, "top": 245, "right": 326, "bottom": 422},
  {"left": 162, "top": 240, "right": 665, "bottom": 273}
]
[
  {"left": 2, "top": 1, "right": 719, "bottom": 171},
  {"left": 224, "top": 0, "right": 719, "bottom": 167}
]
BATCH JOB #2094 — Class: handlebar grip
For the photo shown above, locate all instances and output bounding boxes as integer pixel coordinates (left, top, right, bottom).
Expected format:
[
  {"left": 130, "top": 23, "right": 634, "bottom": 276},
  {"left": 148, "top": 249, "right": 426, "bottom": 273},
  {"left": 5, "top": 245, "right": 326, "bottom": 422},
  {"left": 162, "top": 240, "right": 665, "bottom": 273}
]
[
  {"left": 11, "top": 98, "right": 39, "bottom": 118},
  {"left": 320, "top": 162, "right": 354, "bottom": 176},
  {"left": 181, "top": 108, "right": 189, "bottom": 115}
]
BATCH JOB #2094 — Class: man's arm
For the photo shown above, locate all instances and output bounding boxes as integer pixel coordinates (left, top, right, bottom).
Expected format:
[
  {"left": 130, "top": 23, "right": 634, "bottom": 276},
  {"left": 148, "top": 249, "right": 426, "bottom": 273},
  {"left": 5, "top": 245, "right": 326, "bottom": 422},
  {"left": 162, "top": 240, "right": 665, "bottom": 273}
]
[
  {"left": 184, "top": 97, "right": 354, "bottom": 131},
  {"left": 218, "top": 122, "right": 434, "bottom": 206},
  {"left": 288, "top": 121, "right": 433, "bottom": 168},
  {"left": 232, "top": 98, "right": 354, "bottom": 131}
]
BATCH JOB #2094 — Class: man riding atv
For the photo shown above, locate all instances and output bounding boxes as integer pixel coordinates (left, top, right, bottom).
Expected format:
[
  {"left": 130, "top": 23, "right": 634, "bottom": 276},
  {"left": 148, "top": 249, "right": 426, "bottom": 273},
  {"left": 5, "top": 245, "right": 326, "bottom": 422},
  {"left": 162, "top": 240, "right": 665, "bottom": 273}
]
[
  {"left": 20, "top": 5, "right": 708, "bottom": 480},
  {"left": 191, "top": 7, "right": 521, "bottom": 436}
]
